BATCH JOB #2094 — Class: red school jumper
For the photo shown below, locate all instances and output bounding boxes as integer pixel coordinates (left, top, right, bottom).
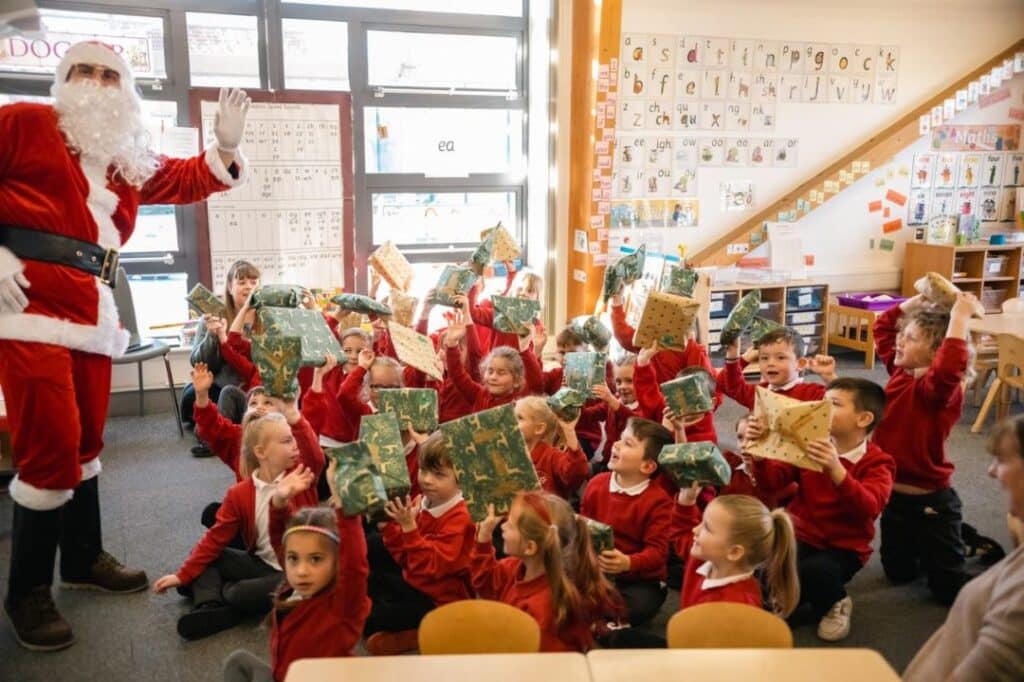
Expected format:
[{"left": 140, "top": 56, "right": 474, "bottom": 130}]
[
  {"left": 609, "top": 302, "right": 714, "bottom": 384},
  {"left": 193, "top": 402, "right": 243, "bottom": 481},
  {"left": 529, "top": 441, "right": 589, "bottom": 500},
  {"left": 719, "top": 359, "right": 827, "bottom": 411},
  {"left": 444, "top": 345, "right": 540, "bottom": 415}
]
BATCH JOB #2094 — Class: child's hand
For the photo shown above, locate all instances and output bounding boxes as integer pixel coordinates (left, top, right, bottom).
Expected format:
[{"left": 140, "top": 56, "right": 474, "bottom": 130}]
[
  {"left": 300, "top": 288, "right": 317, "bottom": 310},
  {"left": 272, "top": 464, "right": 316, "bottom": 508},
  {"left": 662, "top": 410, "right": 688, "bottom": 440},
  {"left": 406, "top": 427, "right": 429, "bottom": 445},
  {"left": 384, "top": 495, "right": 420, "bottom": 533},
  {"left": 808, "top": 354, "right": 837, "bottom": 382},
  {"left": 532, "top": 324, "right": 548, "bottom": 355},
  {"left": 421, "top": 290, "right": 437, "bottom": 314},
  {"left": 191, "top": 362, "right": 214, "bottom": 395},
  {"left": 314, "top": 353, "right": 339, "bottom": 377},
  {"left": 452, "top": 294, "right": 471, "bottom": 317},
  {"left": 744, "top": 416, "right": 765, "bottom": 443},
  {"left": 950, "top": 292, "right": 980, "bottom": 320},
  {"left": 269, "top": 397, "right": 300, "bottom": 423},
  {"left": 598, "top": 549, "right": 631, "bottom": 575},
  {"left": 369, "top": 268, "right": 382, "bottom": 296},
  {"left": 476, "top": 503, "right": 501, "bottom": 543},
  {"left": 591, "top": 383, "right": 621, "bottom": 411},
  {"left": 445, "top": 311, "right": 468, "bottom": 347},
  {"left": 205, "top": 314, "right": 228, "bottom": 343},
  {"left": 152, "top": 574, "right": 182, "bottom": 594},
  {"left": 724, "top": 335, "right": 740, "bottom": 360},
  {"left": 357, "top": 348, "right": 376, "bottom": 370},
  {"left": 325, "top": 458, "right": 340, "bottom": 508},
  {"left": 676, "top": 481, "right": 701, "bottom": 506},
  {"left": 899, "top": 294, "right": 926, "bottom": 313},
  {"left": 806, "top": 438, "right": 846, "bottom": 484},
  {"left": 741, "top": 345, "right": 760, "bottom": 364},
  {"left": 637, "top": 341, "right": 659, "bottom": 367},
  {"left": 517, "top": 333, "right": 532, "bottom": 352}
]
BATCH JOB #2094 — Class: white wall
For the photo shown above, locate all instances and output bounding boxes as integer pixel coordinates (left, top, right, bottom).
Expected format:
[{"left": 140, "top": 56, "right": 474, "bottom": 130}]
[{"left": 619, "top": 0, "right": 1024, "bottom": 290}]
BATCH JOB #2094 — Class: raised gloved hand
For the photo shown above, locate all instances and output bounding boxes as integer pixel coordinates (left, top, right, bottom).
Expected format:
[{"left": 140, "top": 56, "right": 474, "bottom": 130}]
[
  {"left": 0, "top": 247, "right": 29, "bottom": 315},
  {"left": 213, "top": 88, "right": 251, "bottom": 152}
]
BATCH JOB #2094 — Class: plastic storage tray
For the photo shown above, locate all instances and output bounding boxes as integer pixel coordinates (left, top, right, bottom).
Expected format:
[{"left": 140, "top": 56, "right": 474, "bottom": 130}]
[
  {"left": 786, "top": 286, "right": 826, "bottom": 312},
  {"left": 836, "top": 292, "right": 907, "bottom": 311}
]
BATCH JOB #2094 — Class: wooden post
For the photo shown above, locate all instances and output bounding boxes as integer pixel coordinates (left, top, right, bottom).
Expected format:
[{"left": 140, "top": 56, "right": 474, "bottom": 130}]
[{"left": 566, "top": 0, "right": 622, "bottom": 319}]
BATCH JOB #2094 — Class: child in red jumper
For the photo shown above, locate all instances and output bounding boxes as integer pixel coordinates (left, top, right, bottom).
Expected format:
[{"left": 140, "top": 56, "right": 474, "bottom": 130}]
[
  {"left": 721, "top": 326, "right": 836, "bottom": 410},
  {"left": 365, "top": 432, "right": 477, "bottom": 656},
  {"left": 585, "top": 355, "right": 640, "bottom": 473},
  {"left": 873, "top": 293, "right": 979, "bottom": 605},
  {"left": 300, "top": 327, "right": 371, "bottom": 447},
  {"left": 152, "top": 406, "right": 324, "bottom": 641},
  {"left": 472, "top": 492, "right": 595, "bottom": 652},
  {"left": 634, "top": 345, "right": 719, "bottom": 445},
  {"left": 515, "top": 397, "right": 590, "bottom": 500},
  {"left": 672, "top": 489, "right": 798, "bottom": 617},
  {"left": 749, "top": 377, "right": 895, "bottom": 640},
  {"left": 719, "top": 416, "right": 797, "bottom": 509},
  {"left": 579, "top": 418, "right": 674, "bottom": 625},
  {"left": 222, "top": 459, "right": 370, "bottom": 682}
]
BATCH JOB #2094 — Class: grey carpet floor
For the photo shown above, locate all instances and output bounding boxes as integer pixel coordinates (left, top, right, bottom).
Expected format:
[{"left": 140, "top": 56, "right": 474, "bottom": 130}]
[{"left": 1, "top": 351, "right": 1019, "bottom": 682}]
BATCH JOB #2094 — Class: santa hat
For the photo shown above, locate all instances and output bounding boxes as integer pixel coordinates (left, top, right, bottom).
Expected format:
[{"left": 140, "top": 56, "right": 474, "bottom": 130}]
[{"left": 55, "top": 41, "right": 134, "bottom": 88}]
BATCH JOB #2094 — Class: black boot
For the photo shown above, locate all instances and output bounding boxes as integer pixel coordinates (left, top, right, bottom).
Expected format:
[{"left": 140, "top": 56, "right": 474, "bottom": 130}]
[
  {"left": 59, "top": 477, "right": 147, "bottom": 593},
  {"left": 5, "top": 502, "right": 74, "bottom": 651}
]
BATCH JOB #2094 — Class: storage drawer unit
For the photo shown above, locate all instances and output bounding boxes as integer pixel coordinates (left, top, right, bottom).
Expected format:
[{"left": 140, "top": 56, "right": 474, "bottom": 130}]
[{"left": 786, "top": 286, "right": 826, "bottom": 312}]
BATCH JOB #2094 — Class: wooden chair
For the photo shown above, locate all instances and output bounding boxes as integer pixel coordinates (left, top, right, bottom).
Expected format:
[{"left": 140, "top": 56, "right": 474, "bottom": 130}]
[
  {"left": 972, "top": 333, "right": 1024, "bottom": 433},
  {"left": 418, "top": 599, "right": 541, "bottom": 655},
  {"left": 667, "top": 603, "right": 793, "bottom": 649},
  {"left": 827, "top": 303, "right": 877, "bottom": 369}
]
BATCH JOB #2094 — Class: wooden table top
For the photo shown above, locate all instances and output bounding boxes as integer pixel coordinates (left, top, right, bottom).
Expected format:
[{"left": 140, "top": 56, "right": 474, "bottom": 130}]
[
  {"left": 967, "top": 312, "right": 1024, "bottom": 337},
  {"left": 285, "top": 653, "right": 591, "bottom": 682}
]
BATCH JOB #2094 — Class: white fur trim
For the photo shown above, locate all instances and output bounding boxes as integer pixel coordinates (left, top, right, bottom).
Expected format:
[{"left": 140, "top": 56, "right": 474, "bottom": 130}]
[
  {"left": 0, "top": 278, "right": 129, "bottom": 357},
  {"left": 204, "top": 144, "right": 248, "bottom": 189},
  {"left": 55, "top": 41, "right": 133, "bottom": 87},
  {"left": 9, "top": 475, "right": 73, "bottom": 511},
  {"left": 80, "top": 458, "right": 102, "bottom": 481},
  {"left": 79, "top": 158, "right": 122, "bottom": 250},
  {"left": 0, "top": 246, "right": 24, "bottom": 280}
]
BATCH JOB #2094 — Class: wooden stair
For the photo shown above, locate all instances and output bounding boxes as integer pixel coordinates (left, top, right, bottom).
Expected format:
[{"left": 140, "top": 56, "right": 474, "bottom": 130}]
[{"left": 691, "top": 38, "right": 1024, "bottom": 268}]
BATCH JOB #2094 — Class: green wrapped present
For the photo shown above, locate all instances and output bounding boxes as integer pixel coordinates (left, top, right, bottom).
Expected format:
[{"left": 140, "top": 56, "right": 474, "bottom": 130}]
[
  {"left": 326, "top": 442, "right": 389, "bottom": 519},
  {"left": 358, "top": 413, "right": 412, "bottom": 500},
  {"left": 185, "top": 283, "right": 227, "bottom": 319},
  {"left": 377, "top": 388, "right": 439, "bottom": 433},
  {"left": 659, "top": 373, "right": 714, "bottom": 417},
  {"left": 330, "top": 293, "right": 392, "bottom": 317},
  {"left": 720, "top": 289, "right": 762, "bottom": 346},
  {"left": 602, "top": 265, "right": 624, "bottom": 302},
  {"left": 616, "top": 244, "right": 646, "bottom": 286},
  {"left": 251, "top": 284, "right": 306, "bottom": 309},
  {"left": 580, "top": 515, "right": 615, "bottom": 554},
  {"left": 257, "top": 307, "right": 343, "bottom": 367},
  {"left": 546, "top": 387, "right": 587, "bottom": 422},
  {"left": 662, "top": 265, "right": 699, "bottom": 298},
  {"left": 428, "top": 266, "right": 479, "bottom": 307},
  {"left": 440, "top": 404, "right": 541, "bottom": 521},
  {"left": 469, "top": 231, "right": 494, "bottom": 275},
  {"left": 658, "top": 442, "right": 732, "bottom": 488},
  {"left": 750, "top": 316, "right": 785, "bottom": 344},
  {"left": 564, "top": 351, "right": 607, "bottom": 394},
  {"left": 570, "top": 315, "right": 611, "bottom": 351},
  {"left": 492, "top": 295, "right": 541, "bottom": 336},
  {"left": 251, "top": 335, "right": 302, "bottom": 399}
]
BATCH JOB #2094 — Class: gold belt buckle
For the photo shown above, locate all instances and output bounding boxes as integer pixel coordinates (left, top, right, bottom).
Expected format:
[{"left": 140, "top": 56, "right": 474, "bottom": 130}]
[{"left": 99, "top": 248, "right": 120, "bottom": 288}]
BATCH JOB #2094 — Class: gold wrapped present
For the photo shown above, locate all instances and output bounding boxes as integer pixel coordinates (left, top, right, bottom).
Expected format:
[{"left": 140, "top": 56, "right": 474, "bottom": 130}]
[
  {"left": 389, "top": 290, "right": 419, "bottom": 328},
  {"left": 369, "top": 241, "right": 413, "bottom": 292},
  {"left": 185, "top": 283, "right": 227, "bottom": 319},
  {"left": 746, "top": 386, "right": 833, "bottom": 472},
  {"left": 428, "top": 266, "right": 479, "bottom": 308},
  {"left": 631, "top": 291, "right": 699, "bottom": 351},
  {"left": 251, "top": 285, "right": 306, "bottom": 309},
  {"left": 388, "top": 321, "right": 444, "bottom": 381},
  {"left": 480, "top": 223, "right": 521, "bottom": 262},
  {"left": 257, "top": 307, "right": 344, "bottom": 367}
]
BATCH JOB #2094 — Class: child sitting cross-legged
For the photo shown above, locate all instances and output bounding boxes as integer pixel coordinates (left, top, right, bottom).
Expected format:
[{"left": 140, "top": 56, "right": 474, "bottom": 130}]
[{"left": 515, "top": 396, "right": 590, "bottom": 501}]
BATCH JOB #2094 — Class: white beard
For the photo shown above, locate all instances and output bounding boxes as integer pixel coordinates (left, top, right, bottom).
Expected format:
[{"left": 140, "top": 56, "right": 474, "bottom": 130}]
[{"left": 51, "top": 80, "right": 159, "bottom": 187}]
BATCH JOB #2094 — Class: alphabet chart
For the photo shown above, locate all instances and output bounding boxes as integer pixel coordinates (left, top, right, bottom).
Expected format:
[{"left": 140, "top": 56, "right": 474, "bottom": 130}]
[{"left": 200, "top": 101, "right": 345, "bottom": 289}]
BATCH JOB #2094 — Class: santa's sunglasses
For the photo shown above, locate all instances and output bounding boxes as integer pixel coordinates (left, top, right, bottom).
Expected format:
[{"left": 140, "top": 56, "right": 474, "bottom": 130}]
[{"left": 67, "top": 63, "right": 121, "bottom": 85}]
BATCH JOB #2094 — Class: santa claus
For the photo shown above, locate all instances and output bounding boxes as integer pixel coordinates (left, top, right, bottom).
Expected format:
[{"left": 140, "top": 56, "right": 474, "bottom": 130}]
[{"left": 0, "top": 41, "right": 250, "bottom": 651}]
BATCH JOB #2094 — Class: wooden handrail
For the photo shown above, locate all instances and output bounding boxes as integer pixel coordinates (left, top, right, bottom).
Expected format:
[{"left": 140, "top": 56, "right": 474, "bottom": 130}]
[{"left": 691, "top": 38, "right": 1024, "bottom": 267}]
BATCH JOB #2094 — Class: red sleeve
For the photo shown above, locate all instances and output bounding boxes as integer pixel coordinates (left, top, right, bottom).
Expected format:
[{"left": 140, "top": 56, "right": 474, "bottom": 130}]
[
  {"left": 625, "top": 496, "right": 672, "bottom": 578},
  {"left": 336, "top": 366, "right": 373, "bottom": 416},
  {"left": 138, "top": 150, "right": 238, "bottom": 206},
  {"left": 609, "top": 303, "right": 640, "bottom": 352},
  {"left": 300, "top": 387, "right": 328, "bottom": 436},
  {"left": 685, "top": 339, "right": 714, "bottom": 375},
  {"left": 334, "top": 510, "right": 371, "bottom": 648},
  {"left": 502, "top": 269, "right": 516, "bottom": 296},
  {"left": 469, "top": 541, "right": 516, "bottom": 599},
  {"left": 387, "top": 521, "right": 474, "bottom": 597},
  {"left": 465, "top": 320, "right": 484, "bottom": 381},
  {"left": 873, "top": 304, "right": 902, "bottom": 375},
  {"left": 835, "top": 454, "right": 896, "bottom": 521},
  {"left": 721, "top": 359, "right": 756, "bottom": 410},
  {"left": 633, "top": 363, "right": 667, "bottom": 419},
  {"left": 521, "top": 346, "right": 545, "bottom": 396},
  {"left": 469, "top": 296, "right": 496, "bottom": 329},
  {"left": 446, "top": 346, "right": 485, "bottom": 405},
  {"left": 918, "top": 338, "right": 968, "bottom": 407},
  {"left": 194, "top": 402, "right": 242, "bottom": 477},
  {"left": 543, "top": 367, "right": 564, "bottom": 395},
  {"left": 551, "top": 446, "right": 590, "bottom": 493},
  {"left": 670, "top": 502, "right": 701, "bottom": 564},
  {"left": 292, "top": 416, "right": 325, "bottom": 477},
  {"left": 374, "top": 328, "right": 399, "bottom": 360},
  {"left": 269, "top": 503, "right": 290, "bottom": 567},
  {"left": 176, "top": 489, "right": 243, "bottom": 585},
  {"left": 219, "top": 337, "right": 257, "bottom": 389},
  {"left": 750, "top": 457, "right": 799, "bottom": 493},
  {"left": 581, "top": 400, "right": 609, "bottom": 423}
]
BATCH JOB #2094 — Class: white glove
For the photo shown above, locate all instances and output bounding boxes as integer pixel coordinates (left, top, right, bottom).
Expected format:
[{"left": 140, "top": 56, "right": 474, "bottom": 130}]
[
  {"left": 0, "top": 271, "right": 29, "bottom": 315},
  {"left": 213, "top": 88, "right": 251, "bottom": 152}
]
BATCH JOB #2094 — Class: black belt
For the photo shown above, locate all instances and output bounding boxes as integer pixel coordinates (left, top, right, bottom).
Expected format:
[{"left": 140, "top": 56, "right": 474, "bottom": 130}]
[{"left": 0, "top": 225, "right": 119, "bottom": 288}]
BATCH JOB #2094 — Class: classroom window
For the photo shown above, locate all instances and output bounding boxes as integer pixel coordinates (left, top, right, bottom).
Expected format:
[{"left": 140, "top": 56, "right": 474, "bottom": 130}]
[
  {"left": 126, "top": 273, "right": 189, "bottom": 340},
  {"left": 283, "top": 0, "right": 522, "bottom": 16},
  {"left": 186, "top": 12, "right": 261, "bottom": 88},
  {"left": 0, "top": 9, "right": 167, "bottom": 79},
  {"left": 367, "top": 31, "right": 518, "bottom": 92},
  {"left": 371, "top": 191, "right": 516, "bottom": 247},
  {"left": 282, "top": 19, "right": 349, "bottom": 91}
]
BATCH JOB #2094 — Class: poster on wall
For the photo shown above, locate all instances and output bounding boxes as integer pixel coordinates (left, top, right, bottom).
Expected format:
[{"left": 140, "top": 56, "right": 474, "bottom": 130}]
[
  {"left": 908, "top": 188, "right": 929, "bottom": 225},
  {"left": 998, "top": 187, "right": 1018, "bottom": 221},
  {"left": 958, "top": 154, "right": 981, "bottom": 187},
  {"left": 981, "top": 154, "right": 1004, "bottom": 187},
  {"left": 911, "top": 153, "right": 935, "bottom": 188},
  {"left": 930, "top": 124, "right": 1021, "bottom": 152},
  {"left": 978, "top": 188, "right": 1000, "bottom": 221},
  {"left": 955, "top": 188, "right": 977, "bottom": 216},
  {"left": 931, "top": 188, "right": 955, "bottom": 217},
  {"left": 1004, "top": 153, "right": 1023, "bottom": 186},
  {"left": 670, "top": 167, "right": 698, "bottom": 197},
  {"left": 669, "top": 198, "right": 700, "bottom": 226},
  {"left": 934, "top": 154, "right": 958, "bottom": 189},
  {"left": 721, "top": 180, "right": 755, "bottom": 211}
]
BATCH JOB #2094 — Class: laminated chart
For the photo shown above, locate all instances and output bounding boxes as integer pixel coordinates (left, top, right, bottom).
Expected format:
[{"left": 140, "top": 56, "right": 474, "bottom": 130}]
[{"left": 201, "top": 101, "right": 344, "bottom": 289}]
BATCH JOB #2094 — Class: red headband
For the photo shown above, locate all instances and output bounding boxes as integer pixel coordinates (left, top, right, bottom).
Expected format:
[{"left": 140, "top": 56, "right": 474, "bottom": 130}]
[{"left": 518, "top": 491, "right": 553, "bottom": 525}]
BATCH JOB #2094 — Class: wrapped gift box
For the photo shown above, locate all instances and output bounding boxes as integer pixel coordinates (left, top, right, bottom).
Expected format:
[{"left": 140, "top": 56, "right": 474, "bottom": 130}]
[
  {"left": 564, "top": 351, "right": 608, "bottom": 394},
  {"left": 662, "top": 265, "right": 699, "bottom": 298},
  {"left": 602, "top": 265, "right": 623, "bottom": 302},
  {"left": 326, "top": 442, "right": 389, "bottom": 519},
  {"left": 440, "top": 404, "right": 540, "bottom": 521},
  {"left": 331, "top": 293, "right": 392, "bottom": 318},
  {"left": 746, "top": 386, "right": 832, "bottom": 472},
  {"left": 617, "top": 245, "right": 646, "bottom": 285},
  {"left": 631, "top": 291, "right": 699, "bottom": 351},
  {"left": 359, "top": 413, "right": 412, "bottom": 500},
  {"left": 251, "top": 335, "right": 302, "bottom": 399},
  {"left": 185, "top": 283, "right": 227, "bottom": 319},
  {"left": 658, "top": 442, "right": 732, "bottom": 487},
  {"left": 389, "top": 290, "right": 419, "bottom": 328},
  {"left": 388, "top": 321, "right": 444, "bottom": 381},
  {"left": 749, "top": 316, "right": 785, "bottom": 344},
  {"left": 480, "top": 223, "right": 521, "bottom": 262},
  {"left": 580, "top": 515, "right": 615, "bottom": 554},
  {"left": 428, "top": 266, "right": 479, "bottom": 307},
  {"left": 914, "top": 272, "right": 984, "bottom": 317},
  {"left": 377, "top": 388, "right": 439, "bottom": 433},
  {"left": 546, "top": 387, "right": 587, "bottom": 422},
  {"left": 369, "top": 241, "right": 414, "bottom": 292},
  {"left": 720, "top": 289, "right": 762, "bottom": 346},
  {"left": 257, "top": 307, "right": 343, "bottom": 367},
  {"left": 492, "top": 295, "right": 541, "bottom": 336},
  {"left": 251, "top": 284, "right": 306, "bottom": 309},
  {"left": 660, "top": 373, "right": 714, "bottom": 417},
  {"left": 570, "top": 315, "right": 612, "bottom": 351}
]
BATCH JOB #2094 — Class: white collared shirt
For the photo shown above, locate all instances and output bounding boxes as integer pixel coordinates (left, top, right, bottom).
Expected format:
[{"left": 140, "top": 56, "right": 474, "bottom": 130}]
[
  {"left": 609, "top": 474, "right": 650, "bottom": 496},
  {"left": 420, "top": 491, "right": 464, "bottom": 519},
  {"left": 768, "top": 376, "right": 803, "bottom": 392},
  {"left": 696, "top": 561, "right": 755, "bottom": 590},
  {"left": 837, "top": 439, "right": 868, "bottom": 466},
  {"left": 625, "top": 400, "right": 640, "bottom": 411},
  {"left": 252, "top": 471, "right": 285, "bottom": 571},
  {"left": 319, "top": 434, "right": 344, "bottom": 448}
]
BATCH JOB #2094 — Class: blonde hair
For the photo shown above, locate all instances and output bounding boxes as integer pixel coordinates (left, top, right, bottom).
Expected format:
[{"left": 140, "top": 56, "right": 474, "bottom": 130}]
[
  {"left": 899, "top": 311, "right": 977, "bottom": 385},
  {"left": 516, "top": 396, "right": 558, "bottom": 443},
  {"left": 480, "top": 346, "right": 525, "bottom": 393},
  {"left": 341, "top": 327, "right": 371, "bottom": 345},
  {"left": 712, "top": 495, "right": 799, "bottom": 617},
  {"left": 239, "top": 412, "right": 288, "bottom": 479},
  {"left": 515, "top": 272, "right": 544, "bottom": 301}
]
